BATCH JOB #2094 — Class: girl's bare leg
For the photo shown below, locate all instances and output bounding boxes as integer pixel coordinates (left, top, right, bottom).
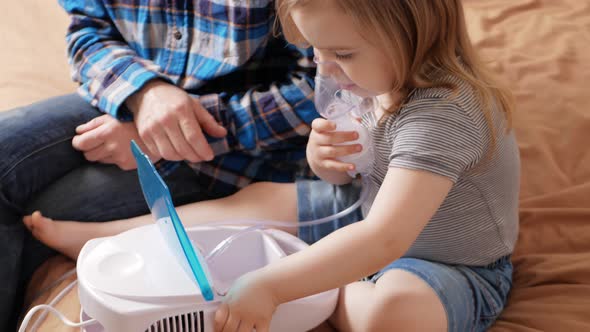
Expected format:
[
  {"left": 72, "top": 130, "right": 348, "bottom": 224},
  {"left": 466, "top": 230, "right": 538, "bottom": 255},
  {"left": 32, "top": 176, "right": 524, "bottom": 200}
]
[
  {"left": 23, "top": 182, "right": 298, "bottom": 260},
  {"left": 329, "top": 269, "right": 447, "bottom": 332}
]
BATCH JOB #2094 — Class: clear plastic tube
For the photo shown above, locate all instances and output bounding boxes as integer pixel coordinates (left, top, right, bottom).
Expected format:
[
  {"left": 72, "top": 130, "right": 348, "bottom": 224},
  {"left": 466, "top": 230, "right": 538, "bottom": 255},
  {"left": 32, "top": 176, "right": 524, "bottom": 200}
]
[
  {"left": 203, "top": 177, "right": 369, "bottom": 231},
  {"left": 205, "top": 224, "right": 266, "bottom": 263},
  {"left": 203, "top": 177, "right": 370, "bottom": 264}
]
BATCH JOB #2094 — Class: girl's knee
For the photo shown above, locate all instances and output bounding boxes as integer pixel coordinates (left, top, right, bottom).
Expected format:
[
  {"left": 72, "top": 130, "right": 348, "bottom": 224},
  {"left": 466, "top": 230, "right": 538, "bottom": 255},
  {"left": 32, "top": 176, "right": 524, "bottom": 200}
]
[
  {"left": 366, "top": 270, "right": 447, "bottom": 331},
  {"left": 235, "top": 182, "right": 291, "bottom": 197},
  {"left": 233, "top": 182, "right": 297, "bottom": 207},
  {"left": 230, "top": 182, "right": 272, "bottom": 202},
  {"left": 229, "top": 182, "right": 298, "bottom": 224},
  {"left": 375, "top": 269, "right": 434, "bottom": 299}
]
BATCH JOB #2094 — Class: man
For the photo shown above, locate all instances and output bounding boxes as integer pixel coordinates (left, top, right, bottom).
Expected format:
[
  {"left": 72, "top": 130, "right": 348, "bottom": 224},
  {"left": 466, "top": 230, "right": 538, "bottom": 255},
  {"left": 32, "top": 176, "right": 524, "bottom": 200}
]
[{"left": 0, "top": 0, "right": 317, "bottom": 329}]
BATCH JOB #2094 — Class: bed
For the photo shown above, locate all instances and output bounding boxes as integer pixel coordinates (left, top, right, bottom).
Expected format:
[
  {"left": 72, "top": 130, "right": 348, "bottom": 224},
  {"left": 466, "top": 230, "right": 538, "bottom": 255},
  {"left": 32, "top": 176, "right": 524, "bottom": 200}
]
[{"left": 2, "top": 0, "right": 589, "bottom": 330}]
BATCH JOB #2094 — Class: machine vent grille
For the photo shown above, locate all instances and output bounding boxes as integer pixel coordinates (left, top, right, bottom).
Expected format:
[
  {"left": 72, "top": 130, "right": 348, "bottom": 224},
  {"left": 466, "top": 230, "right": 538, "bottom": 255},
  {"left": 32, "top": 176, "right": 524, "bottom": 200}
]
[{"left": 145, "top": 311, "right": 205, "bottom": 332}]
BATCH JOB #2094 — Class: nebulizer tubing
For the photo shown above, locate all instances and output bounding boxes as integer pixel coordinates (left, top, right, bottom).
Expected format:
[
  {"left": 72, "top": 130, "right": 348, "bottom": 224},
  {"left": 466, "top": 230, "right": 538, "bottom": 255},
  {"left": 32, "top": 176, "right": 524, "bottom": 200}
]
[
  {"left": 18, "top": 279, "right": 90, "bottom": 332},
  {"left": 203, "top": 176, "right": 371, "bottom": 265}
]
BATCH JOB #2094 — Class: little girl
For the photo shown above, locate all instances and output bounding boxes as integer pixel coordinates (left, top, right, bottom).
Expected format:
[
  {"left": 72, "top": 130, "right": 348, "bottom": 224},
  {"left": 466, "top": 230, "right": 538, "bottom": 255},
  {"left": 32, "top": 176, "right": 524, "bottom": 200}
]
[{"left": 25, "top": 0, "right": 519, "bottom": 331}]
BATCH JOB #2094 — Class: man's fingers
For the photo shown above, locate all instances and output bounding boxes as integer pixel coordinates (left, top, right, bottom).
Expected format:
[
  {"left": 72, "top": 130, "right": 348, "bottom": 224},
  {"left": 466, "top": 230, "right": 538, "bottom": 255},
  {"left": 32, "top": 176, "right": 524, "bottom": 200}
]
[
  {"left": 83, "top": 146, "right": 111, "bottom": 162},
  {"left": 72, "top": 129, "right": 106, "bottom": 151},
  {"left": 76, "top": 115, "right": 107, "bottom": 134},
  {"left": 138, "top": 132, "right": 159, "bottom": 160},
  {"left": 151, "top": 126, "right": 182, "bottom": 160},
  {"left": 178, "top": 114, "right": 214, "bottom": 161},
  {"left": 180, "top": 112, "right": 214, "bottom": 161},
  {"left": 116, "top": 158, "right": 138, "bottom": 171},
  {"left": 135, "top": 140, "right": 161, "bottom": 163},
  {"left": 98, "top": 156, "right": 117, "bottom": 165},
  {"left": 193, "top": 99, "right": 227, "bottom": 138},
  {"left": 164, "top": 120, "right": 202, "bottom": 162}
]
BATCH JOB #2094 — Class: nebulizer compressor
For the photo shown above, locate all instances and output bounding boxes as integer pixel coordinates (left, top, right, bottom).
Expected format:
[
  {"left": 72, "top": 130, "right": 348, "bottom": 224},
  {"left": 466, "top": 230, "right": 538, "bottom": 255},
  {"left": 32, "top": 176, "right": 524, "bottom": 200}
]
[{"left": 18, "top": 74, "right": 376, "bottom": 332}]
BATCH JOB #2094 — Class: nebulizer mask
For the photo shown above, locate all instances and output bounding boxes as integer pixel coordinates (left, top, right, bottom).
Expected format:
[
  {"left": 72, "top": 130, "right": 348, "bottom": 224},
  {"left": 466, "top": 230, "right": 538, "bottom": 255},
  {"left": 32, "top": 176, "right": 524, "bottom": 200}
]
[{"left": 313, "top": 60, "right": 375, "bottom": 177}]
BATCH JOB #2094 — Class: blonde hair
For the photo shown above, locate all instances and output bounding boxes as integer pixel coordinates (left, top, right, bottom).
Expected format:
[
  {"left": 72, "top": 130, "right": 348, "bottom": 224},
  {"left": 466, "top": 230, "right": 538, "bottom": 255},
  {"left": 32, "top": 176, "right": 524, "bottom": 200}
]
[{"left": 276, "top": 0, "right": 513, "bottom": 138}]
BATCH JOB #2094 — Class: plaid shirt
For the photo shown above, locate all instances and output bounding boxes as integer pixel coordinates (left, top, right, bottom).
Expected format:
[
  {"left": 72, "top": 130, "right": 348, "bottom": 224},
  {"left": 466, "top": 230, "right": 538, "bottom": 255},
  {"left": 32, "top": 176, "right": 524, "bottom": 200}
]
[{"left": 59, "top": 0, "right": 318, "bottom": 195}]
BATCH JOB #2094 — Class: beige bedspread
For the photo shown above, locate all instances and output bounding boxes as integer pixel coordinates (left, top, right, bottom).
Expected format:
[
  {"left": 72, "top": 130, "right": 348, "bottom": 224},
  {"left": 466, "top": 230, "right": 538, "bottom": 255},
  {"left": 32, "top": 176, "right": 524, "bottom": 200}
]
[{"left": 2, "top": 0, "right": 589, "bottom": 331}]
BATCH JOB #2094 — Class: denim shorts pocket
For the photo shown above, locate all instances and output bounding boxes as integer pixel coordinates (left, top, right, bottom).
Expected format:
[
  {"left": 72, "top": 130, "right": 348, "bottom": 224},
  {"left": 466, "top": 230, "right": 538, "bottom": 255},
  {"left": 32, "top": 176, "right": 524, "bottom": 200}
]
[
  {"left": 495, "top": 261, "right": 513, "bottom": 303},
  {"left": 474, "top": 259, "right": 513, "bottom": 330}
]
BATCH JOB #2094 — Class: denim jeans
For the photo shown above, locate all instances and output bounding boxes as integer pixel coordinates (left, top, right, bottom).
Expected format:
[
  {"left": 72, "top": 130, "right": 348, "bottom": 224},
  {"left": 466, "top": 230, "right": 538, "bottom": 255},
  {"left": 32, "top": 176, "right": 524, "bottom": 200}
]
[{"left": 0, "top": 94, "right": 230, "bottom": 330}]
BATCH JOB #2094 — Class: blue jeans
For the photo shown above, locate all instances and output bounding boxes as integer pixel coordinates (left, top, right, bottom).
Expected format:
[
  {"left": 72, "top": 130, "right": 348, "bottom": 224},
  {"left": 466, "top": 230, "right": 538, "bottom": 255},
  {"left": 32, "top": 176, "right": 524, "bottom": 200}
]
[
  {"left": 296, "top": 179, "right": 512, "bottom": 331},
  {"left": 0, "top": 94, "right": 231, "bottom": 330}
]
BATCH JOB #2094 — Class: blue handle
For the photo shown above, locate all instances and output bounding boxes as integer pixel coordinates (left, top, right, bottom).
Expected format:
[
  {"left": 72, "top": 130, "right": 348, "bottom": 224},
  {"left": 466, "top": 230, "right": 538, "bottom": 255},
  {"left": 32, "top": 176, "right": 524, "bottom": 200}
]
[{"left": 131, "top": 141, "right": 214, "bottom": 301}]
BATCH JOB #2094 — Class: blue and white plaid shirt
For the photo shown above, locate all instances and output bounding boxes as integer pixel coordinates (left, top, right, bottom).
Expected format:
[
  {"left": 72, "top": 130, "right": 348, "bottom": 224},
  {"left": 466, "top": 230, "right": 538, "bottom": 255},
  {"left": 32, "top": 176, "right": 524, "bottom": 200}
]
[{"left": 59, "top": 0, "right": 318, "bottom": 195}]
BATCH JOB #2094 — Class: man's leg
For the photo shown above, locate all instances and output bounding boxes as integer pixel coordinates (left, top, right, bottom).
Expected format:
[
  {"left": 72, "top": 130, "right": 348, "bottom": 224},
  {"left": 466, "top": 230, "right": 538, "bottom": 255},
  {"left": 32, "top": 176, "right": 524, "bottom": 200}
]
[{"left": 0, "top": 94, "right": 101, "bottom": 330}]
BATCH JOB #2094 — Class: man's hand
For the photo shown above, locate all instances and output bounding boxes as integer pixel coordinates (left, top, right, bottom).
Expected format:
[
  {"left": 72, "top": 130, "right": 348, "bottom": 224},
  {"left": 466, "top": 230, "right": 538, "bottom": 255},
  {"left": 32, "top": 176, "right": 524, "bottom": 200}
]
[
  {"left": 72, "top": 114, "right": 159, "bottom": 170},
  {"left": 125, "top": 80, "right": 227, "bottom": 162}
]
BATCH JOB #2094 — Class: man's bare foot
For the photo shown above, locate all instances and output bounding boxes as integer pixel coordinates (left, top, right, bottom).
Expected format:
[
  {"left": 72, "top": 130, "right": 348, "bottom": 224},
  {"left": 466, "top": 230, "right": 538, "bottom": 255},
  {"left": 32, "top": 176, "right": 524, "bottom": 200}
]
[{"left": 23, "top": 211, "right": 107, "bottom": 260}]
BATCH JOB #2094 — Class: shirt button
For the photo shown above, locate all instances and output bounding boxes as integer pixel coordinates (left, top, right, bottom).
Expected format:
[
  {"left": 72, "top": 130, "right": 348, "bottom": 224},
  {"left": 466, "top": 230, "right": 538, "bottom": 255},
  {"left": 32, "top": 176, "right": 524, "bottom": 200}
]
[{"left": 173, "top": 29, "right": 182, "bottom": 40}]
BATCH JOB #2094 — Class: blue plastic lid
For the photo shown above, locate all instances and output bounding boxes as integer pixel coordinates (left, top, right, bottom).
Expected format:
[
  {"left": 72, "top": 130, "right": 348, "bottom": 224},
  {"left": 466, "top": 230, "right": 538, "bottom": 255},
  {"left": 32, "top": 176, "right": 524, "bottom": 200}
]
[{"left": 131, "top": 141, "right": 214, "bottom": 301}]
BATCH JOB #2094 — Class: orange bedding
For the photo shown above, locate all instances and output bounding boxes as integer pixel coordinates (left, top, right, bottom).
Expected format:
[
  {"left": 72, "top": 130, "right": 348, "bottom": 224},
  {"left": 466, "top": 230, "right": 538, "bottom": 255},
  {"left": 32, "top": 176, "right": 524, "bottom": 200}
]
[
  {"left": 17, "top": 0, "right": 590, "bottom": 330},
  {"left": 467, "top": 0, "right": 590, "bottom": 330}
]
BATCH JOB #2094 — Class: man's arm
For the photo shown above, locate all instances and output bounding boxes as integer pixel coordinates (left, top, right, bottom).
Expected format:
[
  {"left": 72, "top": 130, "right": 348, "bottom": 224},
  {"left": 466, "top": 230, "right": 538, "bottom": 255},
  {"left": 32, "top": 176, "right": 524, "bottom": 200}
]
[
  {"left": 59, "top": 0, "right": 167, "bottom": 119},
  {"left": 60, "top": 1, "right": 227, "bottom": 162},
  {"left": 192, "top": 42, "right": 316, "bottom": 158},
  {"left": 196, "top": 68, "right": 318, "bottom": 157},
  {"left": 62, "top": 0, "right": 318, "bottom": 159}
]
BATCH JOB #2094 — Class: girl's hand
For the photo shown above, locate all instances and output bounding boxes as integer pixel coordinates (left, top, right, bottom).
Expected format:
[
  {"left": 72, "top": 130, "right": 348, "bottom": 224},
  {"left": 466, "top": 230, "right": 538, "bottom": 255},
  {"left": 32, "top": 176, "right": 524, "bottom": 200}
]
[
  {"left": 307, "top": 118, "right": 361, "bottom": 174},
  {"left": 214, "top": 272, "right": 278, "bottom": 332}
]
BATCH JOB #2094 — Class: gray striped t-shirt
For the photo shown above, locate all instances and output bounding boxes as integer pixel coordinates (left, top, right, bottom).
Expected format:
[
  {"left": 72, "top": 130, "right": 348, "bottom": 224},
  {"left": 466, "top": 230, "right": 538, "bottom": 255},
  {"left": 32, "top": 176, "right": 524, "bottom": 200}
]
[{"left": 360, "top": 74, "right": 520, "bottom": 266}]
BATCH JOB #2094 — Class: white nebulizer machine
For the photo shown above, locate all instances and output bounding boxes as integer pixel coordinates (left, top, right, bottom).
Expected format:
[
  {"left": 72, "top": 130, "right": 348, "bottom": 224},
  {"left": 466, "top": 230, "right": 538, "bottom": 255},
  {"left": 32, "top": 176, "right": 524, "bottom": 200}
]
[{"left": 19, "top": 73, "right": 376, "bottom": 332}]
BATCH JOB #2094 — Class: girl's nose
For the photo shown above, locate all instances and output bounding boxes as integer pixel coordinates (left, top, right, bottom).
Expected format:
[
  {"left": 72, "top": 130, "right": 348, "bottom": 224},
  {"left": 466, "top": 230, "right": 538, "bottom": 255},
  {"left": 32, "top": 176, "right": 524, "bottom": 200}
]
[{"left": 315, "top": 57, "right": 342, "bottom": 77}]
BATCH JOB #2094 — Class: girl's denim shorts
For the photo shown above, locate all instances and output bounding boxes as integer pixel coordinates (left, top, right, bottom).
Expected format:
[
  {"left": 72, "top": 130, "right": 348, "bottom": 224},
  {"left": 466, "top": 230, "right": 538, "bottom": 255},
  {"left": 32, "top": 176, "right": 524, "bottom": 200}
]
[{"left": 296, "top": 179, "right": 513, "bottom": 332}]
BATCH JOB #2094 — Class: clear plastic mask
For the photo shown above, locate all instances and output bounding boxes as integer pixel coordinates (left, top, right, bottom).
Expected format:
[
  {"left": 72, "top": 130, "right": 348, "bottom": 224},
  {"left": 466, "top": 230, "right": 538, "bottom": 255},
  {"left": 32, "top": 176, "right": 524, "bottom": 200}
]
[{"left": 313, "top": 59, "right": 376, "bottom": 177}]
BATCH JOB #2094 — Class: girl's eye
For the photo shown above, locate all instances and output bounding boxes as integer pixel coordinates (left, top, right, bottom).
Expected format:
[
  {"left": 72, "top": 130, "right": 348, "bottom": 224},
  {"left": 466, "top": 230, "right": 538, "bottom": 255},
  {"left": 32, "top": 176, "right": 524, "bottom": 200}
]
[{"left": 335, "top": 53, "right": 354, "bottom": 60}]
